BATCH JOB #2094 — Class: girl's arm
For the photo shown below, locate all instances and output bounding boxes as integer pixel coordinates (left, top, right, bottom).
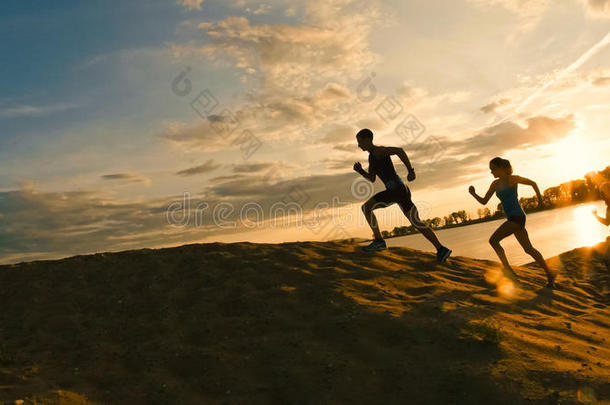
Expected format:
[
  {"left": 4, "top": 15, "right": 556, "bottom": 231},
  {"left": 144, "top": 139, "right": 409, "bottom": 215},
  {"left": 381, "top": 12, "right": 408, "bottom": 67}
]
[
  {"left": 515, "top": 175, "right": 544, "bottom": 206},
  {"left": 469, "top": 181, "right": 496, "bottom": 205}
]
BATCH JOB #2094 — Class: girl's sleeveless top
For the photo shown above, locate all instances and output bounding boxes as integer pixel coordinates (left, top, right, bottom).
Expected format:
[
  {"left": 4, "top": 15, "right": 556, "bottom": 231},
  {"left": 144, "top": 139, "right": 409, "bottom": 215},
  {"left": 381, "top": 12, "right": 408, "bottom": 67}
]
[{"left": 496, "top": 178, "right": 525, "bottom": 217}]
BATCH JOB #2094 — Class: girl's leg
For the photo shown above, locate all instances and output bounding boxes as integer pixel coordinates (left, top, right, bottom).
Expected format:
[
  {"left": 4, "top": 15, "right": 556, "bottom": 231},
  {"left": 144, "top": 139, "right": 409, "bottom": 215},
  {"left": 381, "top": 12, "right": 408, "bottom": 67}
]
[
  {"left": 489, "top": 221, "right": 520, "bottom": 279},
  {"left": 513, "top": 227, "right": 556, "bottom": 284}
]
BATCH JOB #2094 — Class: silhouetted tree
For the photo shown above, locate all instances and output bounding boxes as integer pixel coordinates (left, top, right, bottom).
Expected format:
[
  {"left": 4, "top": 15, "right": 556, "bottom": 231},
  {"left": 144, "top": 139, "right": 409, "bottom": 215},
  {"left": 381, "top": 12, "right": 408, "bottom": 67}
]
[
  {"left": 570, "top": 179, "right": 591, "bottom": 202},
  {"left": 429, "top": 217, "right": 442, "bottom": 228},
  {"left": 450, "top": 212, "right": 461, "bottom": 224},
  {"left": 519, "top": 196, "right": 538, "bottom": 212},
  {"left": 456, "top": 210, "right": 468, "bottom": 223},
  {"left": 544, "top": 186, "right": 561, "bottom": 206},
  {"left": 494, "top": 203, "right": 504, "bottom": 217},
  {"left": 391, "top": 226, "right": 409, "bottom": 237}
]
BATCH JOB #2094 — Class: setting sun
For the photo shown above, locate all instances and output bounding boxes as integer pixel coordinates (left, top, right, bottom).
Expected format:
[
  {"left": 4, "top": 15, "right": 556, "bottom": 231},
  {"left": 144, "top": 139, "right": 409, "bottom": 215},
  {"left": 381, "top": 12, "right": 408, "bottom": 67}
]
[{"left": 552, "top": 136, "right": 598, "bottom": 181}]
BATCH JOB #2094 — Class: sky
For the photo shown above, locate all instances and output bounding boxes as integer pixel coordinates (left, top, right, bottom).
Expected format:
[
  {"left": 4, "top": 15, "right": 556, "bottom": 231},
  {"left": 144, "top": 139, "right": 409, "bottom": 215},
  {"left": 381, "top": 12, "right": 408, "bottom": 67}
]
[{"left": 1, "top": 0, "right": 609, "bottom": 263}]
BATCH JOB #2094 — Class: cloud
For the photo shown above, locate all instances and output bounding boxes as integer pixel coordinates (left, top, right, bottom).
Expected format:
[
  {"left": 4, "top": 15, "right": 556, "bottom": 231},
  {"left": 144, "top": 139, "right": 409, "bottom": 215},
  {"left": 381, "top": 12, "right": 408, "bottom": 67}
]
[
  {"left": 159, "top": 80, "right": 360, "bottom": 150},
  {"left": 432, "top": 115, "right": 576, "bottom": 158},
  {"left": 177, "top": 0, "right": 204, "bottom": 10},
  {"left": 172, "top": 0, "right": 380, "bottom": 91},
  {"left": 368, "top": 115, "right": 577, "bottom": 194},
  {"left": 205, "top": 168, "right": 360, "bottom": 203},
  {"left": 591, "top": 76, "right": 610, "bottom": 86},
  {"left": 333, "top": 143, "right": 358, "bottom": 153},
  {"left": 231, "top": 161, "right": 295, "bottom": 173},
  {"left": 581, "top": 0, "right": 610, "bottom": 17},
  {"left": 0, "top": 103, "right": 77, "bottom": 119},
  {"left": 408, "top": 154, "right": 484, "bottom": 192},
  {"left": 164, "top": 0, "right": 391, "bottom": 156},
  {"left": 209, "top": 174, "right": 242, "bottom": 182},
  {"left": 322, "top": 156, "right": 358, "bottom": 171},
  {"left": 467, "top": 0, "right": 550, "bottom": 30},
  {"left": 250, "top": 4, "right": 271, "bottom": 15},
  {"left": 395, "top": 82, "right": 429, "bottom": 101},
  {"left": 319, "top": 124, "right": 356, "bottom": 144},
  {"left": 0, "top": 167, "right": 372, "bottom": 264},
  {"left": 0, "top": 186, "right": 192, "bottom": 262},
  {"left": 101, "top": 173, "right": 151, "bottom": 185},
  {"left": 175, "top": 159, "right": 221, "bottom": 176},
  {"left": 158, "top": 119, "right": 228, "bottom": 151},
  {"left": 480, "top": 98, "right": 510, "bottom": 114}
]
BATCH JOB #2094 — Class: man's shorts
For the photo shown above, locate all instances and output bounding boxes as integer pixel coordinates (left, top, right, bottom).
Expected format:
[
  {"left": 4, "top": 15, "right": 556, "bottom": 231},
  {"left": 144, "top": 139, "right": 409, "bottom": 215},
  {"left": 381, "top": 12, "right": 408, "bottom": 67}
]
[{"left": 371, "top": 178, "right": 415, "bottom": 215}]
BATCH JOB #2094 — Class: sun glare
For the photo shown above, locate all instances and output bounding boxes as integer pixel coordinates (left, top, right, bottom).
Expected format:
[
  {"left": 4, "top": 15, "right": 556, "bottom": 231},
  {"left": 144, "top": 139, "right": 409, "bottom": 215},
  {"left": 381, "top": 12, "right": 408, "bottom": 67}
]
[
  {"left": 552, "top": 136, "right": 597, "bottom": 180},
  {"left": 573, "top": 204, "right": 607, "bottom": 247}
]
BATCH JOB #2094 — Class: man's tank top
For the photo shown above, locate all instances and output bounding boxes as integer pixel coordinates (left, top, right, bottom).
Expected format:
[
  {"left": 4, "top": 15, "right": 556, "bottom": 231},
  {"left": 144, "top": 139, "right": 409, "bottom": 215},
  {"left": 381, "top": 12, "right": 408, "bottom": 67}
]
[
  {"left": 369, "top": 149, "right": 401, "bottom": 188},
  {"left": 496, "top": 178, "right": 525, "bottom": 217}
]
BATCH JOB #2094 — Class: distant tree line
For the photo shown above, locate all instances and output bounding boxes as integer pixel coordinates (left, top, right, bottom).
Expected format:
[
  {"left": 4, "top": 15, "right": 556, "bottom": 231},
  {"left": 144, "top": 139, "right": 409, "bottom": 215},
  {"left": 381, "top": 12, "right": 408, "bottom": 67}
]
[{"left": 384, "top": 166, "right": 610, "bottom": 238}]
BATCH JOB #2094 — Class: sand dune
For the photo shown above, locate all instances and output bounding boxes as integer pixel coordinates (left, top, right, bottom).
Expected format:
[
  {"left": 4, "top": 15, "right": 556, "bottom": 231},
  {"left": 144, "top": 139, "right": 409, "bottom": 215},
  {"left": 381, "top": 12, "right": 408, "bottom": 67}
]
[{"left": 0, "top": 239, "right": 608, "bottom": 404}]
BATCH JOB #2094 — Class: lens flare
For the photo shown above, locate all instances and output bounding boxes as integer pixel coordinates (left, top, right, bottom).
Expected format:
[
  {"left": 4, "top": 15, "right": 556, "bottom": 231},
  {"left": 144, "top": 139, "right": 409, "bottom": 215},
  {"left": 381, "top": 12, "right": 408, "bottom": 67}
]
[
  {"left": 573, "top": 204, "right": 607, "bottom": 247},
  {"left": 484, "top": 268, "right": 503, "bottom": 284},
  {"left": 497, "top": 277, "right": 515, "bottom": 297}
]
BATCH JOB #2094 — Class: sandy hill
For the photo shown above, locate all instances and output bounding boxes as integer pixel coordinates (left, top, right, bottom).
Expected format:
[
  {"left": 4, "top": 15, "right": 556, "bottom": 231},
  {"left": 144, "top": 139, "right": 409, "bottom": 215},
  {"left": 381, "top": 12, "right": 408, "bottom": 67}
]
[{"left": 0, "top": 239, "right": 608, "bottom": 405}]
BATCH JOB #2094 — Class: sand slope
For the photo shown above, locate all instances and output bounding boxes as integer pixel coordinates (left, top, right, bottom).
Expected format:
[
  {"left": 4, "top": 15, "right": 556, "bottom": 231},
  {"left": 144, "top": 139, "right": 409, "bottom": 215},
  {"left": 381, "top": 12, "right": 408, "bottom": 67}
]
[{"left": 0, "top": 239, "right": 608, "bottom": 404}]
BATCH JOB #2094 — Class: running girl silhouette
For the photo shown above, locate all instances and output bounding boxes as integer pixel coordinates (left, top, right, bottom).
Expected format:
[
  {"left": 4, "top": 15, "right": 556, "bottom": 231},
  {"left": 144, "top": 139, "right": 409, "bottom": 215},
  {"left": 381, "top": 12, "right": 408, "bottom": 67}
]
[
  {"left": 353, "top": 128, "right": 452, "bottom": 262},
  {"left": 469, "top": 157, "right": 557, "bottom": 288}
]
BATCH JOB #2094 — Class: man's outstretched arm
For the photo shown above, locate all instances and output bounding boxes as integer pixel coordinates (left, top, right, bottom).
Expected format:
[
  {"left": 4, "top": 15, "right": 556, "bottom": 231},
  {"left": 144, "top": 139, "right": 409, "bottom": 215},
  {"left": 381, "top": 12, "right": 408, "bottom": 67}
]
[
  {"left": 385, "top": 146, "right": 415, "bottom": 180},
  {"left": 385, "top": 146, "right": 414, "bottom": 171}
]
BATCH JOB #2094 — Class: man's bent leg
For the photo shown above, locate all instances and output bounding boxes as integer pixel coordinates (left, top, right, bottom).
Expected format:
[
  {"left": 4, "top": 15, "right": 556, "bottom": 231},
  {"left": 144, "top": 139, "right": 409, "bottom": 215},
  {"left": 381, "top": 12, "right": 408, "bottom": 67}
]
[
  {"left": 404, "top": 205, "right": 443, "bottom": 251},
  {"left": 362, "top": 198, "right": 384, "bottom": 240}
]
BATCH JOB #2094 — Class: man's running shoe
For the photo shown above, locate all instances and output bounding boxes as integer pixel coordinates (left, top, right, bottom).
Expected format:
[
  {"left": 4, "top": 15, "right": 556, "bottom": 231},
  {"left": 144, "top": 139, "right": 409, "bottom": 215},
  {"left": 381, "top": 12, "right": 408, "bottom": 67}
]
[
  {"left": 363, "top": 239, "right": 387, "bottom": 252},
  {"left": 436, "top": 246, "right": 452, "bottom": 262}
]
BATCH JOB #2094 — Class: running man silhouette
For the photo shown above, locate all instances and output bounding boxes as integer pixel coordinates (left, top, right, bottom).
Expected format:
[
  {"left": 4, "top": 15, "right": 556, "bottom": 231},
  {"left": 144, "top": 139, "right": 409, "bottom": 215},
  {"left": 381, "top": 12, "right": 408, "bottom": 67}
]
[
  {"left": 469, "top": 157, "right": 557, "bottom": 288},
  {"left": 353, "top": 128, "right": 452, "bottom": 261},
  {"left": 592, "top": 182, "right": 610, "bottom": 226}
]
